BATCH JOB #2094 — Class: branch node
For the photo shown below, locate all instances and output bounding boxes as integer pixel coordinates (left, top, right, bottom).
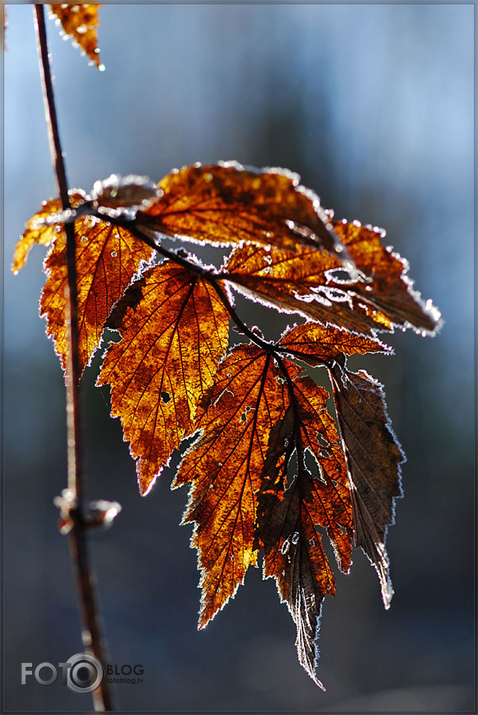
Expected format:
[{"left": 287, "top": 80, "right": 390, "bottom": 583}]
[{"left": 54, "top": 490, "right": 122, "bottom": 535}]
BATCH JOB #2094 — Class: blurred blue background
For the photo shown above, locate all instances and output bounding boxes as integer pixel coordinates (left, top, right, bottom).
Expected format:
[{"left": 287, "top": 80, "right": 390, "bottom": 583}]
[{"left": 3, "top": 3, "right": 474, "bottom": 712}]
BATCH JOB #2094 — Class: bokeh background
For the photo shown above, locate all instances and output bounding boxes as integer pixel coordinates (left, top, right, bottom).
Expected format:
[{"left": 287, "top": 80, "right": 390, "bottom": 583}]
[{"left": 3, "top": 3, "right": 474, "bottom": 712}]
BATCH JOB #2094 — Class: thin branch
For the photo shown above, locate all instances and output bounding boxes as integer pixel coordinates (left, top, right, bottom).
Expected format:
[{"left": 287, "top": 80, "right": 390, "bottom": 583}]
[
  {"left": 34, "top": 6, "right": 114, "bottom": 711},
  {"left": 127, "top": 224, "right": 328, "bottom": 361},
  {"left": 51, "top": 207, "right": 332, "bottom": 372},
  {"left": 94, "top": 214, "right": 281, "bottom": 354}
]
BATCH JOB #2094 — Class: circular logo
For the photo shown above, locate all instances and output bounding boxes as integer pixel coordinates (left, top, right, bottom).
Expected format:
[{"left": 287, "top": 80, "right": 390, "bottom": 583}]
[{"left": 65, "top": 653, "right": 104, "bottom": 694}]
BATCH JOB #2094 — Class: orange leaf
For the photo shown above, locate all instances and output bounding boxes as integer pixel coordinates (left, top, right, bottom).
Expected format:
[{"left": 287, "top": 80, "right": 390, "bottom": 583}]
[
  {"left": 11, "top": 192, "right": 86, "bottom": 274},
  {"left": 139, "top": 162, "right": 347, "bottom": 258},
  {"left": 334, "top": 220, "right": 441, "bottom": 334},
  {"left": 223, "top": 221, "right": 441, "bottom": 335},
  {"left": 328, "top": 364, "right": 404, "bottom": 607},
  {"left": 173, "top": 344, "right": 290, "bottom": 627},
  {"left": 279, "top": 321, "right": 392, "bottom": 366},
  {"left": 256, "top": 370, "right": 353, "bottom": 688},
  {"left": 49, "top": 4, "right": 102, "bottom": 67},
  {"left": 97, "top": 262, "right": 230, "bottom": 495},
  {"left": 40, "top": 214, "right": 153, "bottom": 375}
]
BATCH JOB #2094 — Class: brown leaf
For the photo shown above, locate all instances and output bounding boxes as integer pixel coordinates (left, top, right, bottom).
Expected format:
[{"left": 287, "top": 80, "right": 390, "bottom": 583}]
[
  {"left": 138, "top": 162, "right": 347, "bottom": 258},
  {"left": 173, "top": 345, "right": 289, "bottom": 627},
  {"left": 40, "top": 214, "right": 153, "bottom": 375},
  {"left": 279, "top": 322, "right": 402, "bottom": 607},
  {"left": 91, "top": 174, "right": 162, "bottom": 215},
  {"left": 98, "top": 262, "right": 230, "bottom": 495},
  {"left": 49, "top": 4, "right": 102, "bottom": 67},
  {"left": 279, "top": 321, "right": 392, "bottom": 366},
  {"left": 257, "top": 371, "right": 353, "bottom": 688},
  {"left": 328, "top": 363, "right": 404, "bottom": 607},
  {"left": 222, "top": 221, "right": 441, "bottom": 335}
]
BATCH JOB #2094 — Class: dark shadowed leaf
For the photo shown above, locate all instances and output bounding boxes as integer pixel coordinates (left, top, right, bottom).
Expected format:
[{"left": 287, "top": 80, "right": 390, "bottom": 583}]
[
  {"left": 279, "top": 323, "right": 402, "bottom": 607},
  {"left": 256, "top": 368, "right": 353, "bottom": 688},
  {"left": 328, "top": 362, "right": 404, "bottom": 607},
  {"left": 91, "top": 174, "right": 162, "bottom": 217}
]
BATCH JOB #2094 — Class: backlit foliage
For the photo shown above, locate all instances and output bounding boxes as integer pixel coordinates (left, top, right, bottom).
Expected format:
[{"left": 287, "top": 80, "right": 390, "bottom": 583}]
[
  {"left": 49, "top": 4, "right": 101, "bottom": 67},
  {"left": 13, "top": 162, "right": 442, "bottom": 688}
]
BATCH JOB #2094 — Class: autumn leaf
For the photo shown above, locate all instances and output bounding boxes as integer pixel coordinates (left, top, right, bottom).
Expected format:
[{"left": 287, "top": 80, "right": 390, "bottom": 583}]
[
  {"left": 173, "top": 344, "right": 290, "bottom": 627},
  {"left": 11, "top": 192, "right": 86, "bottom": 274},
  {"left": 42, "top": 217, "right": 153, "bottom": 375},
  {"left": 256, "top": 368, "right": 353, "bottom": 688},
  {"left": 13, "top": 196, "right": 154, "bottom": 375},
  {"left": 222, "top": 220, "right": 441, "bottom": 335},
  {"left": 90, "top": 174, "right": 162, "bottom": 216},
  {"left": 11, "top": 157, "right": 441, "bottom": 690},
  {"left": 278, "top": 322, "right": 403, "bottom": 605},
  {"left": 279, "top": 320, "right": 392, "bottom": 365},
  {"left": 98, "top": 262, "right": 230, "bottom": 495},
  {"left": 49, "top": 4, "right": 102, "bottom": 67},
  {"left": 137, "top": 162, "right": 348, "bottom": 259},
  {"left": 333, "top": 220, "right": 441, "bottom": 334},
  {"left": 278, "top": 321, "right": 402, "bottom": 606},
  {"left": 328, "top": 363, "right": 404, "bottom": 607},
  {"left": 12, "top": 174, "right": 161, "bottom": 274}
]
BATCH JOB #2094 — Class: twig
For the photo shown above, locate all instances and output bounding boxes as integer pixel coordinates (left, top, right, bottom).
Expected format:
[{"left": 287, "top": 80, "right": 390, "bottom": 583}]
[
  {"left": 55, "top": 208, "right": 331, "bottom": 372},
  {"left": 95, "top": 215, "right": 281, "bottom": 354},
  {"left": 34, "top": 6, "right": 114, "bottom": 710}
]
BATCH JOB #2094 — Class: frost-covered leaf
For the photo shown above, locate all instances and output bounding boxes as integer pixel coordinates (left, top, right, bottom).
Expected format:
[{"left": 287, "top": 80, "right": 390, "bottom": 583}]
[
  {"left": 98, "top": 262, "right": 230, "bottom": 495},
  {"left": 11, "top": 159, "right": 442, "bottom": 693},
  {"left": 279, "top": 321, "right": 392, "bottom": 366},
  {"left": 173, "top": 344, "right": 290, "bottom": 627},
  {"left": 222, "top": 221, "right": 441, "bottom": 335},
  {"left": 11, "top": 192, "right": 86, "bottom": 274},
  {"left": 279, "top": 322, "right": 403, "bottom": 608},
  {"left": 91, "top": 174, "right": 162, "bottom": 218},
  {"left": 256, "top": 370, "right": 353, "bottom": 689},
  {"left": 17, "top": 195, "right": 154, "bottom": 375},
  {"left": 138, "top": 162, "right": 348, "bottom": 258},
  {"left": 333, "top": 220, "right": 442, "bottom": 335},
  {"left": 328, "top": 363, "right": 404, "bottom": 607},
  {"left": 49, "top": 4, "right": 102, "bottom": 67}
]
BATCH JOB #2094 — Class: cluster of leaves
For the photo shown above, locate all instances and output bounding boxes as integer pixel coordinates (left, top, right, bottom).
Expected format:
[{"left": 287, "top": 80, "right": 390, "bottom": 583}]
[{"left": 13, "top": 162, "right": 441, "bottom": 688}]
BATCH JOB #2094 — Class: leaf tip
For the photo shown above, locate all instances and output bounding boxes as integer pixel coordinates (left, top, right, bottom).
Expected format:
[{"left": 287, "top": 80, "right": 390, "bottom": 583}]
[
  {"left": 381, "top": 575, "right": 394, "bottom": 610},
  {"left": 138, "top": 471, "right": 158, "bottom": 497}
]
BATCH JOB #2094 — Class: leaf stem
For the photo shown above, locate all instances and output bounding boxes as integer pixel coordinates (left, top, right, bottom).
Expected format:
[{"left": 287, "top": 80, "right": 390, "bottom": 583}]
[
  {"left": 34, "top": 6, "right": 113, "bottom": 711},
  {"left": 99, "top": 216, "right": 284, "bottom": 355}
]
